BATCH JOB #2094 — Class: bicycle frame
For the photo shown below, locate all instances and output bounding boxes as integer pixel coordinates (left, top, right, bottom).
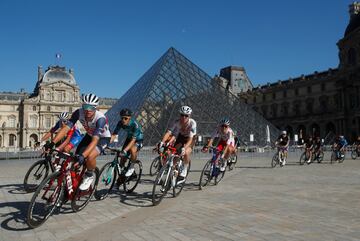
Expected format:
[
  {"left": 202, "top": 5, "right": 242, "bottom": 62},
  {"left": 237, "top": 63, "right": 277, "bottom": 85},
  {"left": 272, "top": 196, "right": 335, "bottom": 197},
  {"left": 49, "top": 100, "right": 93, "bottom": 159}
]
[{"left": 161, "top": 146, "right": 182, "bottom": 189}]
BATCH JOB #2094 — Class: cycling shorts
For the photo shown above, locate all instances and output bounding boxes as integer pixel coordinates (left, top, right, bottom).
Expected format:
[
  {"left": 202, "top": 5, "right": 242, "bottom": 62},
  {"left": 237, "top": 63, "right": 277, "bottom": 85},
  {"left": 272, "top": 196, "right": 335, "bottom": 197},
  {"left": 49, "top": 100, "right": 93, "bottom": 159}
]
[{"left": 216, "top": 140, "right": 235, "bottom": 151}]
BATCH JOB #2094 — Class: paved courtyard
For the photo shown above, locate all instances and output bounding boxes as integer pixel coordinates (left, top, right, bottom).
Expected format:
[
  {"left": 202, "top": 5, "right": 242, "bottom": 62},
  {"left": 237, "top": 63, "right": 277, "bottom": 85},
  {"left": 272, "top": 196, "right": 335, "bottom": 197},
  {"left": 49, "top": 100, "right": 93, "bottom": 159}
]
[{"left": 0, "top": 149, "right": 359, "bottom": 241}]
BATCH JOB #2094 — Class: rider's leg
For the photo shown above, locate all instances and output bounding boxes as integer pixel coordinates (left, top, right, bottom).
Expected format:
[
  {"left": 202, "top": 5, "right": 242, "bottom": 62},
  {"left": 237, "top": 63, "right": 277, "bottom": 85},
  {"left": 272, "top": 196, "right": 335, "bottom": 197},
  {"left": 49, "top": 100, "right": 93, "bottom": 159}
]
[
  {"left": 125, "top": 144, "right": 138, "bottom": 177},
  {"left": 79, "top": 148, "right": 99, "bottom": 190}
]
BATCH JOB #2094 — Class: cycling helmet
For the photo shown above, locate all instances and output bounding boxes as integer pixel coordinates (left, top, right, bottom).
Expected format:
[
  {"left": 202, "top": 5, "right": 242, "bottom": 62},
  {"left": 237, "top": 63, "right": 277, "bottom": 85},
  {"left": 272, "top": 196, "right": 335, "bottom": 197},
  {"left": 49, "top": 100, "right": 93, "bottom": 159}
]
[
  {"left": 281, "top": 130, "right": 287, "bottom": 135},
  {"left": 179, "top": 105, "right": 192, "bottom": 115},
  {"left": 219, "top": 117, "right": 230, "bottom": 126},
  {"left": 58, "top": 112, "right": 69, "bottom": 120},
  {"left": 82, "top": 93, "right": 99, "bottom": 106},
  {"left": 120, "top": 108, "right": 132, "bottom": 117}
]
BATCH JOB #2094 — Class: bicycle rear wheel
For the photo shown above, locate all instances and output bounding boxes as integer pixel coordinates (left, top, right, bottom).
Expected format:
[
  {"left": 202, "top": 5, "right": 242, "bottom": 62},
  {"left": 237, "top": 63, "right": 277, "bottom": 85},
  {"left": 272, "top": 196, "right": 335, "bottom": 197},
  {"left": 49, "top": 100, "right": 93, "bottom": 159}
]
[
  {"left": 149, "top": 156, "right": 161, "bottom": 176},
  {"left": 94, "top": 162, "right": 116, "bottom": 200},
  {"left": 317, "top": 151, "right": 324, "bottom": 163},
  {"left": 338, "top": 152, "right": 345, "bottom": 163},
  {"left": 199, "top": 160, "right": 212, "bottom": 190},
  {"left": 152, "top": 165, "right": 171, "bottom": 206},
  {"left": 351, "top": 150, "right": 357, "bottom": 160},
  {"left": 71, "top": 167, "right": 99, "bottom": 212},
  {"left": 123, "top": 160, "right": 142, "bottom": 193},
  {"left": 299, "top": 152, "right": 306, "bottom": 165},
  {"left": 27, "top": 171, "right": 63, "bottom": 228},
  {"left": 330, "top": 151, "right": 336, "bottom": 164},
  {"left": 228, "top": 154, "right": 238, "bottom": 171},
  {"left": 24, "top": 159, "right": 50, "bottom": 193}
]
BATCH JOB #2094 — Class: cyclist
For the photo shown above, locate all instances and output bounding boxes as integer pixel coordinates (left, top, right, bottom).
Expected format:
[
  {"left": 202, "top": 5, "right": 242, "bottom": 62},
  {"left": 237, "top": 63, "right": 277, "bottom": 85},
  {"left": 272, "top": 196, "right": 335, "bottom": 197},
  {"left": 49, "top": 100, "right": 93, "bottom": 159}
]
[
  {"left": 303, "top": 136, "right": 314, "bottom": 164},
  {"left": 158, "top": 105, "right": 196, "bottom": 182},
  {"left": 109, "top": 108, "right": 143, "bottom": 180},
  {"left": 39, "top": 112, "right": 70, "bottom": 146},
  {"left": 275, "top": 130, "right": 290, "bottom": 166},
  {"left": 352, "top": 136, "right": 360, "bottom": 157},
  {"left": 333, "top": 135, "right": 348, "bottom": 160},
  {"left": 313, "top": 136, "right": 323, "bottom": 160},
  {"left": 44, "top": 93, "right": 111, "bottom": 190},
  {"left": 202, "top": 117, "right": 236, "bottom": 171}
]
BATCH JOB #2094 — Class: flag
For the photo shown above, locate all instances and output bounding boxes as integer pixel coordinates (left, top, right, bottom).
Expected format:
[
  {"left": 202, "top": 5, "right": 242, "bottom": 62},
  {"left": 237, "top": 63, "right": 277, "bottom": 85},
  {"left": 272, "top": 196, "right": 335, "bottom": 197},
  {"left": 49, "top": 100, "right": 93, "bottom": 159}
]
[{"left": 55, "top": 53, "right": 62, "bottom": 59}]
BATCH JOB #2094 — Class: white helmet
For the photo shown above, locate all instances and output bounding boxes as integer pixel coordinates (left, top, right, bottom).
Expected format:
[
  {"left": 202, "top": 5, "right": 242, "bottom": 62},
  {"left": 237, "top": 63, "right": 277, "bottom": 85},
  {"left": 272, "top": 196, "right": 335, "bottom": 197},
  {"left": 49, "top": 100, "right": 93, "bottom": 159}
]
[
  {"left": 219, "top": 117, "right": 230, "bottom": 126},
  {"left": 281, "top": 130, "right": 287, "bottom": 135},
  {"left": 82, "top": 93, "right": 99, "bottom": 106},
  {"left": 180, "top": 105, "right": 192, "bottom": 115},
  {"left": 58, "top": 112, "right": 69, "bottom": 120}
]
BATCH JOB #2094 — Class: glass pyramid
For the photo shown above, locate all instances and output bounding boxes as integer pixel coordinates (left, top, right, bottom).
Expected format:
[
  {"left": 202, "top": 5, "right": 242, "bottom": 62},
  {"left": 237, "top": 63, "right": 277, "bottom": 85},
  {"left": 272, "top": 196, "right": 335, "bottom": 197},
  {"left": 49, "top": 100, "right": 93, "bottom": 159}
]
[{"left": 106, "top": 47, "right": 279, "bottom": 146}]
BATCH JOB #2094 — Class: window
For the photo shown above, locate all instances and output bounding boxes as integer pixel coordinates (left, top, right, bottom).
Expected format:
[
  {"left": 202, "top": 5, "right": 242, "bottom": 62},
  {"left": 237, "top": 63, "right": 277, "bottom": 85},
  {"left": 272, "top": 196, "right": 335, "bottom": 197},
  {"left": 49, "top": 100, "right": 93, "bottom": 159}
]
[
  {"left": 47, "top": 106, "right": 51, "bottom": 111},
  {"left": 45, "top": 117, "right": 51, "bottom": 128},
  {"left": 307, "top": 86, "right": 312, "bottom": 94},
  {"left": 295, "top": 88, "right": 299, "bottom": 96},
  {"left": 9, "top": 134, "right": 16, "bottom": 146},
  {"left": 283, "top": 91, "right": 287, "bottom": 98},
  {"left": 272, "top": 93, "right": 276, "bottom": 100},
  {"left": 8, "top": 116, "right": 16, "bottom": 128},
  {"left": 262, "top": 94, "right": 266, "bottom": 101},
  {"left": 348, "top": 48, "right": 357, "bottom": 66},
  {"left": 30, "top": 116, "right": 37, "bottom": 128},
  {"left": 321, "top": 83, "right": 326, "bottom": 91},
  {"left": 33, "top": 106, "right": 36, "bottom": 111},
  {"left": 253, "top": 96, "right": 256, "bottom": 103}
]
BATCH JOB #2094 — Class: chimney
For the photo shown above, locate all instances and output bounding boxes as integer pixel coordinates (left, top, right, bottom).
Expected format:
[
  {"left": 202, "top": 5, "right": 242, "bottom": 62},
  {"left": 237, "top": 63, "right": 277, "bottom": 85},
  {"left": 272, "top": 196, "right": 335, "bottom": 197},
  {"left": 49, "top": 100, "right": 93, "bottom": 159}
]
[
  {"left": 38, "top": 65, "right": 43, "bottom": 81},
  {"left": 349, "top": 2, "right": 360, "bottom": 19}
]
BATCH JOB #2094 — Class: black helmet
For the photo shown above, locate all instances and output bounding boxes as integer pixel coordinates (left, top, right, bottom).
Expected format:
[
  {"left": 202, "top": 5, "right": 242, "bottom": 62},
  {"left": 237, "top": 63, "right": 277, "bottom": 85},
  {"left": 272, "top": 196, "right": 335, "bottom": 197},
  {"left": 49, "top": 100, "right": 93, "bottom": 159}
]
[{"left": 120, "top": 108, "right": 132, "bottom": 117}]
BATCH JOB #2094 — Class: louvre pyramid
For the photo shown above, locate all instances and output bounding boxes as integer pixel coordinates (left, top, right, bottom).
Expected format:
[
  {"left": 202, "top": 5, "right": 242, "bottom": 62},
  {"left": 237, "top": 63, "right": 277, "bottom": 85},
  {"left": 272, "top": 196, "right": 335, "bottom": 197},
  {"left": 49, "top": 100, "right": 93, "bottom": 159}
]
[{"left": 106, "top": 47, "right": 279, "bottom": 146}]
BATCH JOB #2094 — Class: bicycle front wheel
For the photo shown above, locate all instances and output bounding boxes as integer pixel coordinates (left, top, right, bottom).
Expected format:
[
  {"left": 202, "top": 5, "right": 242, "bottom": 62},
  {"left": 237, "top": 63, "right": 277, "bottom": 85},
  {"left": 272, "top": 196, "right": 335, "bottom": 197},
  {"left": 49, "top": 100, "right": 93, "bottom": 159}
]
[
  {"left": 152, "top": 165, "right": 171, "bottom": 206},
  {"left": 271, "top": 154, "right": 278, "bottom": 168},
  {"left": 228, "top": 154, "right": 238, "bottom": 171},
  {"left": 94, "top": 162, "right": 116, "bottom": 200},
  {"left": 214, "top": 168, "right": 225, "bottom": 185},
  {"left": 71, "top": 167, "right": 99, "bottom": 212},
  {"left": 317, "top": 151, "right": 324, "bottom": 163},
  {"left": 299, "top": 152, "right": 306, "bottom": 165},
  {"left": 149, "top": 156, "right": 161, "bottom": 176},
  {"left": 199, "top": 160, "right": 212, "bottom": 190},
  {"left": 123, "top": 160, "right": 142, "bottom": 193},
  {"left": 27, "top": 171, "right": 64, "bottom": 228},
  {"left": 24, "top": 159, "right": 50, "bottom": 193}
]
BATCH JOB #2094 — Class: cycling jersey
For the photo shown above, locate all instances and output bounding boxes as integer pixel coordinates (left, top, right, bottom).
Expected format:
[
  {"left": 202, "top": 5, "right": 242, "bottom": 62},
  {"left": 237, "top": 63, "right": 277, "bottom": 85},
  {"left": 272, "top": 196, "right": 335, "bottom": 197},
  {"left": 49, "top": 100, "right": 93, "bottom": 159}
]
[
  {"left": 67, "top": 108, "right": 111, "bottom": 138},
  {"left": 168, "top": 118, "right": 197, "bottom": 138},
  {"left": 276, "top": 135, "right": 289, "bottom": 146},
  {"left": 50, "top": 120, "right": 82, "bottom": 143},
  {"left": 304, "top": 139, "right": 314, "bottom": 148},
  {"left": 339, "top": 138, "right": 348, "bottom": 147},
  {"left": 113, "top": 118, "right": 143, "bottom": 141},
  {"left": 211, "top": 126, "right": 235, "bottom": 146}
]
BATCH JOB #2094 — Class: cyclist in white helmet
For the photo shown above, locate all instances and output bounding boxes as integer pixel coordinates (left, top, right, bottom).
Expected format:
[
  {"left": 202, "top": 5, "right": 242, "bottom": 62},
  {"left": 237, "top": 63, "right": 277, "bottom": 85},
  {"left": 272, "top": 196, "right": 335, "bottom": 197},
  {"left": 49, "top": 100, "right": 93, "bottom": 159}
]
[
  {"left": 202, "top": 117, "right": 236, "bottom": 171},
  {"left": 275, "top": 130, "right": 290, "bottom": 166},
  {"left": 45, "top": 93, "right": 111, "bottom": 190},
  {"left": 158, "top": 105, "right": 196, "bottom": 181}
]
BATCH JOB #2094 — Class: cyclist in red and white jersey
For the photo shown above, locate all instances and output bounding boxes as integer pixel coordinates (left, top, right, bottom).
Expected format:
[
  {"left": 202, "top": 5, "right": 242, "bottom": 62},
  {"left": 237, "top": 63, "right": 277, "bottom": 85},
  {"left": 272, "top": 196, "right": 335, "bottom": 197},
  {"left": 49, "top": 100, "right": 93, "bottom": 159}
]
[
  {"left": 159, "top": 106, "right": 196, "bottom": 181},
  {"left": 45, "top": 93, "right": 111, "bottom": 190},
  {"left": 202, "top": 117, "right": 235, "bottom": 171}
]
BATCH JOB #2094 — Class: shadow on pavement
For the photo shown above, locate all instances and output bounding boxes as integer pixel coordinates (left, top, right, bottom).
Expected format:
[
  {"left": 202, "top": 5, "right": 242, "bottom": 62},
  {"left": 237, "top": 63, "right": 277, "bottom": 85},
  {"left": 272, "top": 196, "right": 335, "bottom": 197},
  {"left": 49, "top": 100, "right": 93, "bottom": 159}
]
[
  {"left": 119, "top": 191, "right": 153, "bottom": 207},
  {"left": 0, "top": 183, "right": 28, "bottom": 195},
  {"left": 0, "top": 201, "right": 32, "bottom": 231}
]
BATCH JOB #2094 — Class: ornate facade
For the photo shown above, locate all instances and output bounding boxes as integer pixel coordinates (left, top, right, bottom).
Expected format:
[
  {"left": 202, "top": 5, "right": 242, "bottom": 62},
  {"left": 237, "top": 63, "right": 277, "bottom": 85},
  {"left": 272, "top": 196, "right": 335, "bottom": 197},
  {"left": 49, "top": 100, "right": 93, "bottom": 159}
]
[
  {"left": 235, "top": 2, "right": 360, "bottom": 143},
  {"left": 0, "top": 65, "right": 117, "bottom": 150}
]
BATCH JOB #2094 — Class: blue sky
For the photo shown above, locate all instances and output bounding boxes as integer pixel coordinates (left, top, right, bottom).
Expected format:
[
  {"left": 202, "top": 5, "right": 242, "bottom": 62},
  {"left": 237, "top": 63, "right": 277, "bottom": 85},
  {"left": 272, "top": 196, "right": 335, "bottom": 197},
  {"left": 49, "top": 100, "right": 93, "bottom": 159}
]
[{"left": 0, "top": 0, "right": 353, "bottom": 98}]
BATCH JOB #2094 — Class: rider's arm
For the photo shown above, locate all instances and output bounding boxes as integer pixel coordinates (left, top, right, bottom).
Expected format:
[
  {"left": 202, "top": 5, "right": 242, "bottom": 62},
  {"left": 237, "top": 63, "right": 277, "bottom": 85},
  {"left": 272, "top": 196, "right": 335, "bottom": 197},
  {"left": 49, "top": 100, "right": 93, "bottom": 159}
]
[
  {"left": 161, "top": 130, "right": 173, "bottom": 144},
  {"left": 124, "top": 138, "right": 136, "bottom": 152},
  {"left": 110, "top": 121, "right": 121, "bottom": 144},
  {"left": 56, "top": 132, "right": 72, "bottom": 151},
  {"left": 40, "top": 121, "right": 61, "bottom": 142},
  {"left": 81, "top": 116, "right": 108, "bottom": 158}
]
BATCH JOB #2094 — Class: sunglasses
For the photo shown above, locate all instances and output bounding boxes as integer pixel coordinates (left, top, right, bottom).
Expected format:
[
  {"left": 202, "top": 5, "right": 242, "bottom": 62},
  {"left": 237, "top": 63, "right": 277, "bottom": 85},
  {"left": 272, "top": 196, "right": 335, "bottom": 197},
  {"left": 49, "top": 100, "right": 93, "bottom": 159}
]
[
  {"left": 221, "top": 125, "right": 229, "bottom": 128},
  {"left": 180, "top": 114, "right": 189, "bottom": 118},
  {"left": 121, "top": 116, "right": 130, "bottom": 120},
  {"left": 82, "top": 104, "right": 96, "bottom": 111}
]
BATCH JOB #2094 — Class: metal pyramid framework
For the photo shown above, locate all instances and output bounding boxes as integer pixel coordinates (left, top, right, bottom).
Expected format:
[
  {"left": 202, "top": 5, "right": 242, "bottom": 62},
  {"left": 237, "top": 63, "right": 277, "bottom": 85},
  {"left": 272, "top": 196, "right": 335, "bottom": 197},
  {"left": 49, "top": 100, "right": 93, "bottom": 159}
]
[{"left": 106, "top": 47, "right": 279, "bottom": 146}]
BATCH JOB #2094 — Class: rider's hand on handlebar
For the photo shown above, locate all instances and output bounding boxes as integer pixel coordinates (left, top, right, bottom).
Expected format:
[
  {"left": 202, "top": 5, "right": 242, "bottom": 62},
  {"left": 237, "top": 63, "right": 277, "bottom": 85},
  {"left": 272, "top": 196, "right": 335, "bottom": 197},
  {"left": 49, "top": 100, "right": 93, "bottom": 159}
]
[{"left": 201, "top": 146, "right": 209, "bottom": 153}]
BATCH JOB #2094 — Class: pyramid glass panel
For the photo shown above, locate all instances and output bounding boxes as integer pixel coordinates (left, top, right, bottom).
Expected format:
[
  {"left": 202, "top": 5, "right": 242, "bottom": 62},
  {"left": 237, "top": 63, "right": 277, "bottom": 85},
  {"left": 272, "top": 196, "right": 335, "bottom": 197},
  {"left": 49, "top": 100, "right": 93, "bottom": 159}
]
[{"left": 106, "top": 47, "right": 279, "bottom": 146}]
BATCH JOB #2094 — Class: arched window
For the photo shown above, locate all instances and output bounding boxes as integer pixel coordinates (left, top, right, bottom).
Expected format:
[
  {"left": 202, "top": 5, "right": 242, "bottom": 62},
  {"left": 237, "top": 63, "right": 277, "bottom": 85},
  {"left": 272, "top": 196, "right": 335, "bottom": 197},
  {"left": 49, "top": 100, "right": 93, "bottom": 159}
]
[
  {"left": 9, "top": 134, "right": 16, "bottom": 146},
  {"left": 29, "top": 115, "right": 38, "bottom": 128},
  {"left": 29, "top": 134, "right": 38, "bottom": 147},
  {"left": 33, "top": 106, "right": 37, "bottom": 111},
  {"left": 348, "top": 48, "right": 357, "bottom": 66},
  {"left": 47, "top": 106, "right": 51, "bottom": 112}
]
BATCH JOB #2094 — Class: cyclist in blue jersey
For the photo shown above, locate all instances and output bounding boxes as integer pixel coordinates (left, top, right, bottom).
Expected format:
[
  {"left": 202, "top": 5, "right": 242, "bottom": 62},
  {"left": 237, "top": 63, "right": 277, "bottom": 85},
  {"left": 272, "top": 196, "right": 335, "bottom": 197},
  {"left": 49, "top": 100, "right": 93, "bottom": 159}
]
[
  {"left": 334, "top": 135, "right": 348, "bottom": 159},
  {"left": 110, "top": 108, "right": 144, "bottom": 178}
]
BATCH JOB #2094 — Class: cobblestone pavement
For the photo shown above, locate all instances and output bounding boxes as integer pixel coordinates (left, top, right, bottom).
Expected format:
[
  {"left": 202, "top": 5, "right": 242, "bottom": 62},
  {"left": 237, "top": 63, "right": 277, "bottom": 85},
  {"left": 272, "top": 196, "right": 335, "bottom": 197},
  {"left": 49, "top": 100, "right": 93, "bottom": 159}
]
[{"left": 0, "top": 150, "right": 359, "bottom": 241}]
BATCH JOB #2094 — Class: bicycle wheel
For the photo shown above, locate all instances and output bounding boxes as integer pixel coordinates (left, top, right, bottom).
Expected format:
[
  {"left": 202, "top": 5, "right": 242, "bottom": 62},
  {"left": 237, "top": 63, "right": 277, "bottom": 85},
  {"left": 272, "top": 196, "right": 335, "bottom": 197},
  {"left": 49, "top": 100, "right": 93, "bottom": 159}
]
[
  {"left": 330, "top": 152, "right": 336, "bottom": 164},
  {"left": 351, "top": 150, "right": 357, "bottom": 160},
  {"left": 199, "top": 160, "right": 212, "bottom": 190},
  {"left": 271, "top": 153, "right": 278, "bottom": 168},
  {"left": 317, "top": 151, "right": 324, "bottom": 163},
  {"left": 24, "top": 159, "right": 50, "bottom": 193},
  {"left": 152, "top": 165, "right": 171, "bottom": 206},
  {"left": 149, "top": 156, "right": 161, "bottom": 176},
  {"left": 228, "top": 154, "right": 238, "bottom": 171},
  {"left": 71, "top": 167, "right": 99, "bottom": 212},
  {"left": 27, "top": 171, "right": 64, "bottom": 228},
  {"left": 94, "top": 162, "right": 117, "bottom": 200},
  {"left": 173, "top": 164, "right": 186, "bottom": 197},
  {"left": 214, "top": 167, "right": 225, "bottom": 185},
  {"left": 299, "top": 152, "right": 306, "bottom": 165},
  {"left": 123, "top": 160, "right": 142, "bottom": 193},
  {"left": 338, "top": 152, "right": 345, "bottom": 163}
]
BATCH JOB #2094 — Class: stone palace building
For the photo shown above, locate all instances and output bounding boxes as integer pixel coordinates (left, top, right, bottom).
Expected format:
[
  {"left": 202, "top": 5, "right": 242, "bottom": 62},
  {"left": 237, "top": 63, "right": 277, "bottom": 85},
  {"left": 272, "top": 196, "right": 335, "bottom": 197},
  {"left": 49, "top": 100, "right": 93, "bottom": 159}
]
[
  {"left": 0, "top": 65, "right": 117, "bottom": 150},
  {"left": 218, "top": 2, "right": 360, "bottom": 143}
]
